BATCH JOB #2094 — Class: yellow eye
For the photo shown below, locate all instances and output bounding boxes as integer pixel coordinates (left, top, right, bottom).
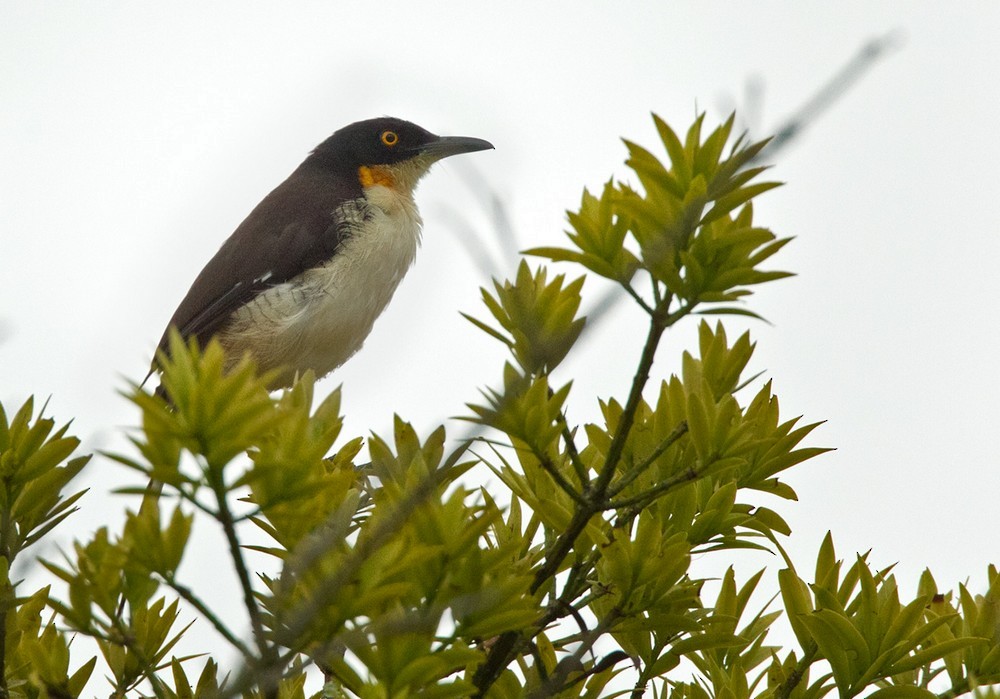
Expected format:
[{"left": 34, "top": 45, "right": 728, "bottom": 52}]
[{"left": 381, "top": 130, "right": 399, "bottom": 147}]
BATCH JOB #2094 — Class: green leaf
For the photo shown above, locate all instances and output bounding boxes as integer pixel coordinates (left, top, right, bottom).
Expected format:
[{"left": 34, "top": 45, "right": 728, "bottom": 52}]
[
  {"left": 865, "top": 686, "right": 939, "bottom": 699},
  {"left": 653, "top": 112, "right": 690, "bottom": 185},
  {"left": 879, "top": 595, "right": 933, "bottom": 656},
  {"left": 671, "top": 632, "right": 744, "bottom": 655},
  {"left": 685, "top": 392, "right": 711, "bottom": 460},
  {"left": 779, "top": 568, "right": 815, "bottom": 650},
  {"left": 751, "top": 507, "right": 791, "bottom": 536},
  {"left": 887, "top": 637, "right": 987, "bottom": 675},
  {"left": 702, "top": 182, "right": 782, "bottom": 225}
]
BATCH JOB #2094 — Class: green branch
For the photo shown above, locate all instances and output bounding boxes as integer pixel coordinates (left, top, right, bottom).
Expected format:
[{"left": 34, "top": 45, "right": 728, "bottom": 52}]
[
  {"left": 622, "top": 280, "right": 655, "bottom": 315},
  {"left": 206, "top": 469, "right": 271, "bottom": 662},
  {"left": 530, "top": 309, "right": 668, "bottom": 591},
  {"left": 557, "top": 410, "right": 590, "bottom": 486},
  {"left": 606, "top": 419, "right": 689, "bottom": 498},
  {"left": 525, "top": 608, "right": 622, "bottom": 698},
  {"left": 773, "top": 644, "right": 818, "bottom": 699},
  {"left": 609, "top": 457, "right": 702, "bottom": 518},
  {"left": 223, "top": 449, "right": 463, "bottom": 699},
  {"left": 592, "top": 311, "right": 668, "bottom": 494},
  {"left": 532, "top": 449, "right": 587, "bottom": 506},
  {"left": 163, "top": 576, "right": 255, "bottom": 660},
  {"left": 474, "top": 304, "right": 676, "bottom": 695}
]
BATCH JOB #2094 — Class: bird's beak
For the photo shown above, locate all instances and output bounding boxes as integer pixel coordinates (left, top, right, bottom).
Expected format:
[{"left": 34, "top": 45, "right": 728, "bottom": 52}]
[{"left": 417, "top": 135, "right": 495, "bottom": 161}]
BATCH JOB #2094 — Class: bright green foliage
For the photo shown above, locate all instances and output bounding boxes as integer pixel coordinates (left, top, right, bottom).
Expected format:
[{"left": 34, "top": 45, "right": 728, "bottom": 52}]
[
  {"left": 916, "top": 567, "right": 1000, "bottom": 694},
  {"left": 463, "top": 261, "right": 586, "bottom": 375},
  {"left": 257, "top": 419, "right": 539, "bottom": 698},
  {"left": 0, "top": 112, "right": 996, "bottom": 699},
  {"left": 0, "top": 398, "right": 94, "bottom": 698},
  {"left": 466, "top": 318, "right": 827, "bottom": 696},
  {"left": 130, "top": 330, "right": 283, "bottom": 478},
  {"left": 767, "top": 535, "right": 1000, "bottom": 699},
  {"left": 246, "top": 380, "right": 362, "bottom": 550},
  {"left": 0, "top": 396, "right": 89, "bottom": 560},
  {"left": 162, "top": 658, "right": 223, "bottom": 699},
  {"left": 42, "top": 520, "right": 191, "bottom": 695},
  {"left": 468, "top": 365, "right": 572, "bottom": 458},
  {"left": 529, "top": 112, "right": 789, "bottom": 321},
  {"left": 535, "top": 179, "right": 640, "bottom": 283}
]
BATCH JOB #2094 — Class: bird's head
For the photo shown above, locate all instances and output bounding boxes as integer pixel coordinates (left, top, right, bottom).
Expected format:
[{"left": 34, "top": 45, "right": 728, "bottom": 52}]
[{"left": 307, "top": 116, "right": 493, "bottom": 195}]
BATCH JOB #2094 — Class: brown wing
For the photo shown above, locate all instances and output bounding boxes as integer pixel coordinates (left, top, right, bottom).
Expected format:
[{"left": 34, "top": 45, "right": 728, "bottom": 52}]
[{"left": 153, "top": 161, "right": 363, "bottom": 361}]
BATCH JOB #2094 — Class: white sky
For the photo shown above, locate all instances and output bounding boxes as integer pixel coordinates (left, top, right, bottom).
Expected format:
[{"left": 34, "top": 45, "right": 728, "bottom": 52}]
[{"left": 2, "top": 0, "right": 999, "bottom": 686}]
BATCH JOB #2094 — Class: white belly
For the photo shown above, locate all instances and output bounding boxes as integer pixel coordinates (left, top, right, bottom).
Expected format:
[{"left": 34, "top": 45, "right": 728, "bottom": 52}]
[{"left": 219, "top": 185, "right": 422, "bottom": 388}]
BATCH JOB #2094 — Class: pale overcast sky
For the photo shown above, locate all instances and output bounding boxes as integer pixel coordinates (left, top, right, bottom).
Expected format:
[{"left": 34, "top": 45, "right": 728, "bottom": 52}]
[{"left": 2, "top": 1, "right": 999, "bottom": 685}]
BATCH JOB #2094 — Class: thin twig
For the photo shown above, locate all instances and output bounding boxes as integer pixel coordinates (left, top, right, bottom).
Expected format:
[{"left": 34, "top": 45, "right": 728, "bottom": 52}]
[
  {"left": 542, "top": 383, "right": 589, "bottom": 492},
  {"left": 525, "top": 609, "right": 623, "bottom": 698},
  {"left": 774, "top": 644, "right": 818, "bottom": 699},
  {"left": 557, "top": 411, "right": 590, "bottom": 486},
  {"left": 606, "top": 420, "right": 689, "bottom": 498},
  {"left": 164, "top": 577, "right": 256, "bottom": 660},
  {"left": 531, "top": 312, "right": 668, "bottom": 590},
  {"left": 532, "top": 448, "right": 587, "bottom": 506},
  {"left": 610, "top": 462, "right": 703, "bottom": 518},
  {"left": 621, "top": 282, "right": 655, "bottom": 316},
  {"left": 206, "top": 470, "right": 270, "bottom": 661},
  {"left": 223, "top": 447, "right": 466, "bottom": 699},
  {"left": 473, "top": 306, "right": 672, "bottom": 695},
  {"left": 752, "top": 30, "right": 904, "bottom": 162},
  {"left": 650, "top": 277, "right": 664, "bottom": 307}
]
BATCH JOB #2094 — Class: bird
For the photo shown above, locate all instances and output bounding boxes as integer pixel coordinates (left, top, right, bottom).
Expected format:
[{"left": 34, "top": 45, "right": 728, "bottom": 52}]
[{"left": 149, "top": 117, "right": 494, "bottom": 393}]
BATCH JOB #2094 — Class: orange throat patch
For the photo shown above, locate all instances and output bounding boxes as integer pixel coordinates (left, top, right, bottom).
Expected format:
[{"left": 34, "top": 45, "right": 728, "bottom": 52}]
[{"left": 358, "top": 165, "right": 396, "bottom": 190}]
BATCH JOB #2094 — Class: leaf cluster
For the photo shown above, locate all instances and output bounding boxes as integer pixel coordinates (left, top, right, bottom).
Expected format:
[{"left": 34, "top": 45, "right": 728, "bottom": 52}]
[
  {"left": 0, "top": 398, "right": 93, "bottom": 697},
  {"left": 529, "top": 112, "right": 790, "bottom": 322},
  {"left": 760, "top": 536, "right": 1000, "bottom": 699}
]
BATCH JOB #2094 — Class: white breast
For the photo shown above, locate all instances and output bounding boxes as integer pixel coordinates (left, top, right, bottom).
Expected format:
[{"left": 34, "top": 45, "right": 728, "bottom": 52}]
[{"left": 219, "top": 184, "right": 422, "bottom": 387}]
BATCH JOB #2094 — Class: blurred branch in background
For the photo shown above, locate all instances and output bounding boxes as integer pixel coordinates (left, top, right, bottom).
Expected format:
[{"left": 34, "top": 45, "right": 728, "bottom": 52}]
[
  {"left": 437, "top": 160, "right": 521, "bottom": 279},
  {"left": 446, "top": 30, "right": 903, "bottom": 443},
  {"left": 750, "top": 29, "right": 905, "bottom": 160},
  {"left": 447, "top": 29, "right": 905, "bottom": 348}
]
